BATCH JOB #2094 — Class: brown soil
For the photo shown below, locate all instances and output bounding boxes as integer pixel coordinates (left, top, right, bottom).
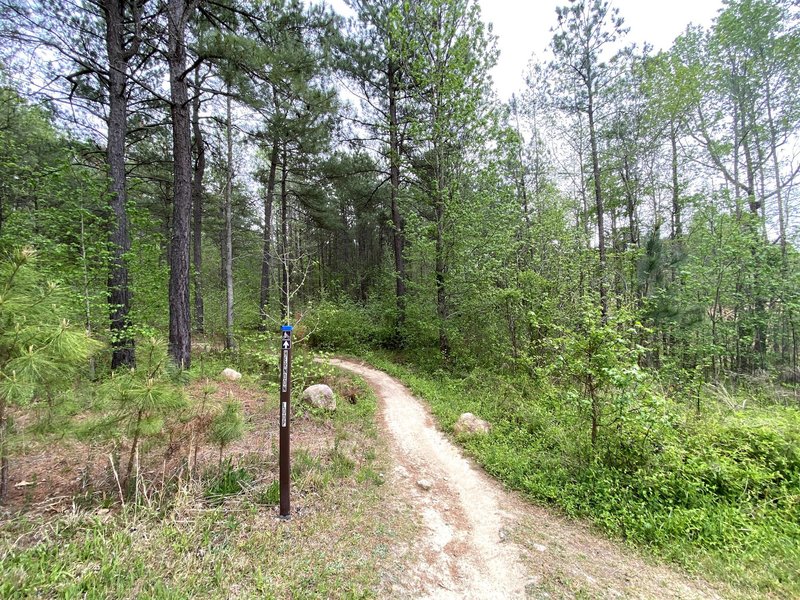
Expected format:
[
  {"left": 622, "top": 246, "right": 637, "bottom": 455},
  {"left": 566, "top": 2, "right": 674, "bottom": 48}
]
[{"left": 329, "top": 358, "right": 727, "bottom": 600}]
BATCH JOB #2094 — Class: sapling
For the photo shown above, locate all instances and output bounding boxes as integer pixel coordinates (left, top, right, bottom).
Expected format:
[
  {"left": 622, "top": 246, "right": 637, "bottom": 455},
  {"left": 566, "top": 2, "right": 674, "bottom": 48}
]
[
  {"left": 0, "top": 247, "right": 101, "bottom": 501},
  {"left": 189, "top": 380, "right": 217, "bottom": 476},
  {"left": 98, "top": 337, "right": 186, "bottom": 494},
  {"left": 208, "top": 399, "right": 245, "bottom": 469}
]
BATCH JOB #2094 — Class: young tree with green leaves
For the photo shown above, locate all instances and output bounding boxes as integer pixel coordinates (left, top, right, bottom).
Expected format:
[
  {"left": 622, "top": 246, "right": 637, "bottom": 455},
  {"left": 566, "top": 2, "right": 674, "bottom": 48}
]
[
  {"left": 97, "top": 337, "right": 186, "bottom": 493},
  {"left": 208, "top": 399, "right": 245, "bottom": 468}
]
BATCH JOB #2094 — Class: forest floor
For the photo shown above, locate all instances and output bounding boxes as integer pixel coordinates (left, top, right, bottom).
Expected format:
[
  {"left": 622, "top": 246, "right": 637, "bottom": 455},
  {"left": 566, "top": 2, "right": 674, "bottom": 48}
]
[
  {"left": 0, "top": 355, "right": 751, "bottom": 598},
  {"left": 0, "top": 366, "right": 416, "bottom": 598},
  {"left": 329, "top": 358, "right": 731, "bottom": 600}
]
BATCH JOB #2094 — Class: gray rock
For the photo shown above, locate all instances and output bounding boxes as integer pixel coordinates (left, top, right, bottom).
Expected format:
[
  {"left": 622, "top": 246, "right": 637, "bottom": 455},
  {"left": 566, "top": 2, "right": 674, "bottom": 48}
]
[
  {"left": 302, "top": 384, "right": 336, "bottom": 410},
  {"left": 221, "top": 368, "right": 241, "bottom": 381},
  {"left": 453, "top": 412, "right": 491, "bottom": 435},
  {"left": 417, "top": 479, "right": 433, "bottom": 491}
]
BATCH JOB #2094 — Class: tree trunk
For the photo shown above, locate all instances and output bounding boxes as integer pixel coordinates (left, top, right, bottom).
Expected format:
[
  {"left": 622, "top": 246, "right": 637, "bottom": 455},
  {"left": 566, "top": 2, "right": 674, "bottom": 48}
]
[
  {"left": 223, "top": 91, "right": 236, "bottom": 351},
  {"left": 670, "top": 120, "right": 681, "bottom": 239},
  {"left": 191, "top": 68, "right": 205, "bottom": 334},
  {"left": 622, "top": 157, "right": 637, "bottom": 249},
  {"left": 388, "top": 60, "right": 407, "bottom": 334},
  {"left": 764, "top": 78, "right": 787, "bottom": 263},
  {"left": 167, "top": 0, "right": 193, "bottom": 369},
  {"left": 587, "top": 72, "right": 608, "bottom": 321},
  {"left": 104, "top": 0, "right": 135, "bottom": 369},
  {"left": 124, "top": 409, "right": 143, "bottom": 493},
  {"left": 259, "top": 137, "right": 279, "bottom": 328},
  {"left": 589, "top": 382, "right": 599, "bottom": 448},
  {"left": 434, "top": 147, "right": 449, "bottom": 359}
]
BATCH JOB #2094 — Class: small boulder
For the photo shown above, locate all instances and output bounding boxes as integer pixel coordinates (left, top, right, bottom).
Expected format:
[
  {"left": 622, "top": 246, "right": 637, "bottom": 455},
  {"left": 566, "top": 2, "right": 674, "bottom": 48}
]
[
  {"left": 302, "top": 384, "right": 336, "bottom": 411},
  {"left": 453, "top": 412, "right": 491, "bottom": 436},
  {"left": 221, "top": 368, "right": 242, "bottom": 381},
  {"left": 417, "top": 479, "right": 433, "bottom": 491}
]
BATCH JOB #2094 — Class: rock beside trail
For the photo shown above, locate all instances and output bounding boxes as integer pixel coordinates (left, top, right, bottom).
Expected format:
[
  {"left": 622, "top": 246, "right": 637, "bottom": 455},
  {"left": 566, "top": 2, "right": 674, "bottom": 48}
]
[
  {"left": 221, "top": 368, "right": 242, "bottom": 381},
  {"left": 302, "top": 384, "right": 336, "bottom": 411},
  {"left": 453, "top": 412, "right": 491, "bottom": 435},
  {"left": 417, "top": 479, "right": 433, "bottom": 491}
]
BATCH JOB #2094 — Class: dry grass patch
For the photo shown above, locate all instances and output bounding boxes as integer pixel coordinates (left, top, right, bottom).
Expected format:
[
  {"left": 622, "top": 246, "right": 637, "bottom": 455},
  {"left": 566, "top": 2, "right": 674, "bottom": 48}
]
[{"left": 1, "top": 368, "right": 415, "bottom": 599}]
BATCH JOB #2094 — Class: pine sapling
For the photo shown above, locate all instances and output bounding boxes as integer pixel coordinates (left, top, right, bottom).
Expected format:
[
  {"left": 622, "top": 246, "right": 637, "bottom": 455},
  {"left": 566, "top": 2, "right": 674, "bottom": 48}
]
[{"left": 208, "top": 398, "right": 245, "bottom": 469}]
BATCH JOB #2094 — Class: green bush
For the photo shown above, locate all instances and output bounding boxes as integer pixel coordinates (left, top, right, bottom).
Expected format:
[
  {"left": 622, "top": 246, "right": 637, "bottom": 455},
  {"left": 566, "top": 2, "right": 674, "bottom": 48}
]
[{"left": 306, "top": 300, "right": 399, "bottom": 351}]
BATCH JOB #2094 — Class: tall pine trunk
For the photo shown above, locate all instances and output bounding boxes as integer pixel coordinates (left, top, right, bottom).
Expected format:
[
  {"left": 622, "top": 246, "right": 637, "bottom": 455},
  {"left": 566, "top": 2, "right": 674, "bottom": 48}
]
[
  {"left": 167, "top": 0, "right": 193, "bottom": 369},
  {"left": 388, "top": 61, "right": 406, "bottom": 335},
  {"left": 104, "top": 0, "right": 135, "bottom": 369},
  {"left": 191, "top": 69, "right": 205, "bottom": 334},
  {"left": 670, "top": 120, "right": 681, "bottom": 240},
  {"left": 223, "top": 91, "right": 236, "bottom": 351},
  {"left": 587, "top": 72, "right": 608, "bottom": 321}
]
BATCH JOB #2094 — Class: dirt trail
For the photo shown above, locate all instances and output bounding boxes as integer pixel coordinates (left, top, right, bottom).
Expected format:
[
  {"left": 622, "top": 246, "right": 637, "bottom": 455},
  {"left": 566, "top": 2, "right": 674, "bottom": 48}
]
[{"left": 329, "top": 358, "right": 725, "bottom": 600}]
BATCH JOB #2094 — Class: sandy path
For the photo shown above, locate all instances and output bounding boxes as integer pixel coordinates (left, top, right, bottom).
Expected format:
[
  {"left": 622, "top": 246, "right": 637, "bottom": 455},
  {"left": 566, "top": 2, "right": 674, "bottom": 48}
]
[{"left": 329, "top": 359, "right": 726, "bottom": 600}]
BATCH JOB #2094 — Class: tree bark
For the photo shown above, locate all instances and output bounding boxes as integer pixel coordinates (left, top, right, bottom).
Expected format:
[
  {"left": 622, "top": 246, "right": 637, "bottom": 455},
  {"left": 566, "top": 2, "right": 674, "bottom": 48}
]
[
  {"left": 435, "top": 148, "right": 449, "bottom": 359},
  {"left": 103, "top": 0, "right": 135, "bottom": 369},
  {"left": 670, "top": 120, "right": 681, "bottom": 239},
  {"left": 223, "top": 91, "right": 236, "bottom": 351},
  {"left": 387, "top": 60, "right": 407, "bottom": 333},
  {"left": 191, "top": 68, "right": 205, "bottom": 334},
  {"left": 587, "top": 68, "right": 608, "bottom": 321},
  {"left": 167, "top": 0, "right": 193, "bottom": 369},
  {"left": 764, "top": 77, "right": 787, "bottom": 262}
]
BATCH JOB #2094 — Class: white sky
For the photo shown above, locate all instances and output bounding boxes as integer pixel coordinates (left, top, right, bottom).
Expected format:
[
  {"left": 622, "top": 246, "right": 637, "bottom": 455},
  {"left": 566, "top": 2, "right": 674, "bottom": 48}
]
[
  {"left": 481, "top": 0, "right": 725, "bottom": 100},
  {"left": 326, "top": 0, "right": 725, "bottom": 101}
]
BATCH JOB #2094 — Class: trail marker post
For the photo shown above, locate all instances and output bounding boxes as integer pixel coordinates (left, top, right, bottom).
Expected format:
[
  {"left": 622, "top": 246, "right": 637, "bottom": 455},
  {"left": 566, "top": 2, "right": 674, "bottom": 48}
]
[{"left": 279, "top": 324, "right": 292, "bottom": 518}]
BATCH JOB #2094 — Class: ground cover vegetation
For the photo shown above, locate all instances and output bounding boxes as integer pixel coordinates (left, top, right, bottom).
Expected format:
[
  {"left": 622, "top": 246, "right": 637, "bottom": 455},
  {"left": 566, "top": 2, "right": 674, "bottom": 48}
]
[{"left": 0, "top": 0, "right": 798, "bottom": 597}]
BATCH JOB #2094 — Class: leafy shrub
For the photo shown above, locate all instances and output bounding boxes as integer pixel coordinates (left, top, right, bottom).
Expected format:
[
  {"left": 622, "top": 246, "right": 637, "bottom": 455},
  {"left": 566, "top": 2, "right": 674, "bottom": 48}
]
[{"left": 306, "top": 300, "right": 387, "bottom": 351}]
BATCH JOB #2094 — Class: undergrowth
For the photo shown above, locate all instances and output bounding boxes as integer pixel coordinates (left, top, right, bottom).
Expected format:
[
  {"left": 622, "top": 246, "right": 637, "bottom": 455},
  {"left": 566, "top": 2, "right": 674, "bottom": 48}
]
[
  {"left": 365, "top": 352, "right": 800, "bottom": 599},
  {"left": 0, "top": 339, "right": 407, "bottom": 599}
]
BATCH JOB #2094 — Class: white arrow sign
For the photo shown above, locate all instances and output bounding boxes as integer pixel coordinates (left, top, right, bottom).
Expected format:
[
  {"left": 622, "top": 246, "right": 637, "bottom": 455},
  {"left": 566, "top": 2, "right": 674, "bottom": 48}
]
[{"left": 282, "top": 340, "right": 290, "bottom": 349}]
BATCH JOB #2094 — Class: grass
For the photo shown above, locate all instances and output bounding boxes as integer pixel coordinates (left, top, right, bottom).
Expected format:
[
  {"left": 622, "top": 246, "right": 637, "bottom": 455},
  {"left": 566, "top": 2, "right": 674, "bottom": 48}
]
[
  {"left": 0, "top": 348, "right": 414, "bottom": 599},
  {"left": 1, "top": 491, "right": 397, "bottom": 599},
  {"left": 364, "top": 351, "right": 800, "bottom": 600}
]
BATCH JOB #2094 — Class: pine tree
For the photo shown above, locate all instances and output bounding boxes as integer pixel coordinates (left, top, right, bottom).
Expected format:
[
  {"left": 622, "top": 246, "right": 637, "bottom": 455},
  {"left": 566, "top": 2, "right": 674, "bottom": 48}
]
[
  {"left": 0, "top": 248, "right": 101, "bottom": 501},
  {"left": 208, "top": 399, "right": 245, "bottom": 468}
]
